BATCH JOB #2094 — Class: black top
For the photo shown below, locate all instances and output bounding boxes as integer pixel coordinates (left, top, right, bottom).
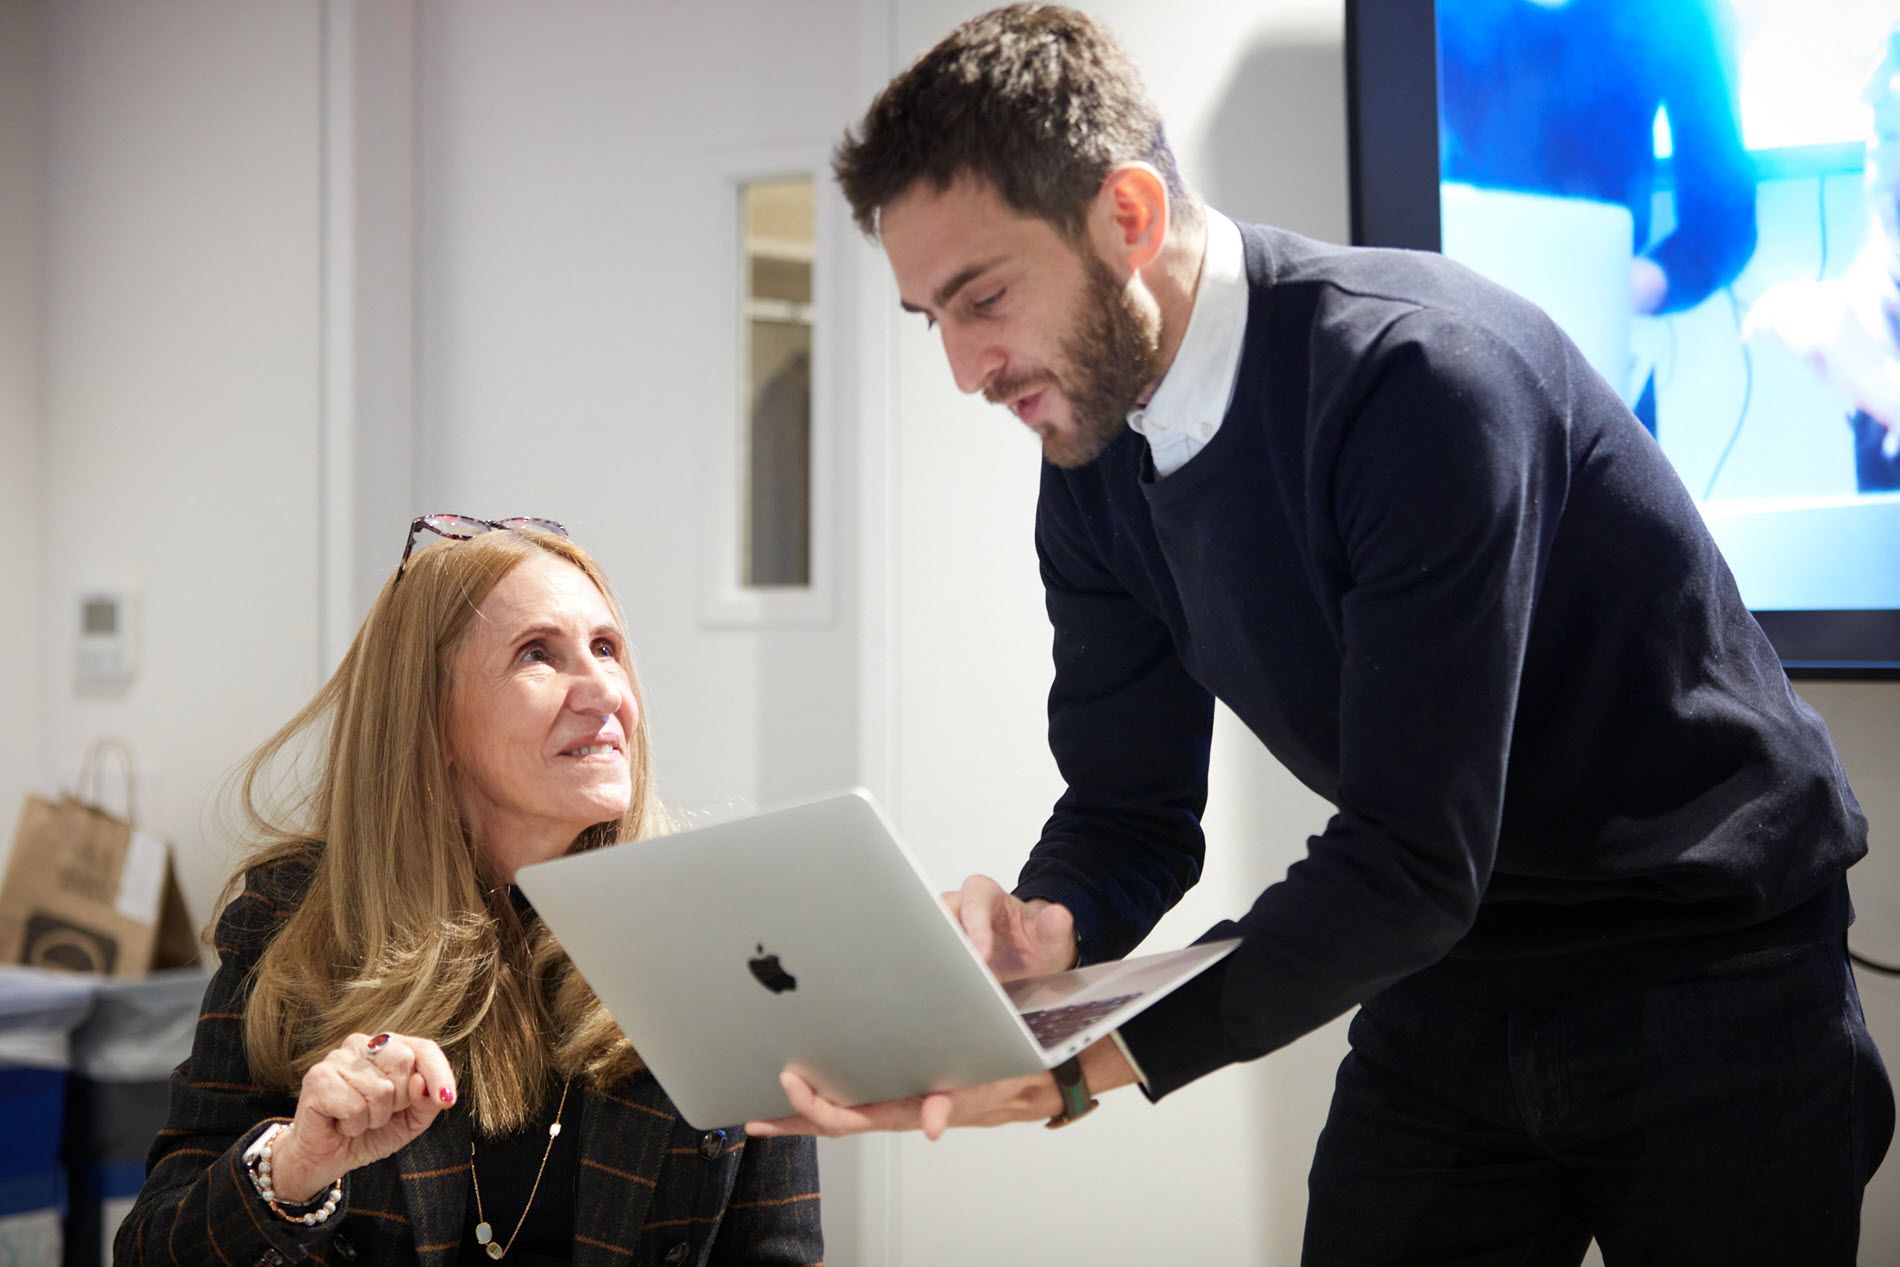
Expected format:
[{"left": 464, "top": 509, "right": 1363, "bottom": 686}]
[
  {"left": 455, "top": 888, "right": 579, "bottom": 1266},
  {"left": 1015, "top": 224, "right": 1865, "bottom": 1099},
  {"left": 457, "top": 1084, "right": 580, "bottom": 1266}
]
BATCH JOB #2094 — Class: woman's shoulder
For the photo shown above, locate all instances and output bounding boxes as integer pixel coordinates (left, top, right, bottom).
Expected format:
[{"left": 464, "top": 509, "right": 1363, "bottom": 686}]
[
  {"left": 211, "top": 842, "right": 322, "bottom": 948},
  {"left": 237, "top": 842, "right": 321, "bottom": 904}
]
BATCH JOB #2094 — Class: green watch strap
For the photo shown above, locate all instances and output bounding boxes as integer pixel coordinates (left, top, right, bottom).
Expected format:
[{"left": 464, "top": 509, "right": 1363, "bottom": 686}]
[{"left": 1044, "top": 1055, "right": 1100, "bottom": 1129}]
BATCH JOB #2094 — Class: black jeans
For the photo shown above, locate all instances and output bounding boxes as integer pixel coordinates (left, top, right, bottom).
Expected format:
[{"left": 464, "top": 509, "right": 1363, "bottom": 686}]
[{"left": 1303, "top": 938, "right": 1893, "bottom": 1266}]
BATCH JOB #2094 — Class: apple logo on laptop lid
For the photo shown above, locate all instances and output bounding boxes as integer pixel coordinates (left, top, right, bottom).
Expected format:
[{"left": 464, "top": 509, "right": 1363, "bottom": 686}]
[{"left": 748, "top": 944, "right": 797, "bottom": 994}]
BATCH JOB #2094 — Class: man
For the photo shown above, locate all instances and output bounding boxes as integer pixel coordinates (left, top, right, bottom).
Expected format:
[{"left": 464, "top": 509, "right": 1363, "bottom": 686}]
[{"left": 747, "top": 6, "right": 1892, "bottom": 1262}]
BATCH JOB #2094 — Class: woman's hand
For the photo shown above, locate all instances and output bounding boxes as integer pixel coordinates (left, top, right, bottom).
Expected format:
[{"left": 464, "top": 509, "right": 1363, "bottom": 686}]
[{"left": 267, "top": 1032, "right": 458, "bottom": 1203}]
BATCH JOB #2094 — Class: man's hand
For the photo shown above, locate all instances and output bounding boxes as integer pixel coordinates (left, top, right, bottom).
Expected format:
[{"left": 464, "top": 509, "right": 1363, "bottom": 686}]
[
  {"left": 942, "top": 874, "right": 1077, "bottom": 981},
  {"left": 745, "top": 1033, "right": 1138, "bottom": 1141}
]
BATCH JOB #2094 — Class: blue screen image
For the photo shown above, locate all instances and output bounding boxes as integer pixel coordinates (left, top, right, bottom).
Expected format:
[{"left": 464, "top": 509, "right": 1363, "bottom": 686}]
[{"left": 1432, "top": 0, "right": 1900, "bottom": 613}]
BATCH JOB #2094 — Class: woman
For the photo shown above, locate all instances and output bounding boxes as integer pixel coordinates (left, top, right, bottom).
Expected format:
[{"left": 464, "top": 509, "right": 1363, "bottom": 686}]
[{"left": 116, "top": 516, "right": 822, "bottom": 1266}]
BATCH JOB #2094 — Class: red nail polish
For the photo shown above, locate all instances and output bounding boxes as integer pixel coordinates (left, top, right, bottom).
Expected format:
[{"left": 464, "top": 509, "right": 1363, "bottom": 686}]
[{"left": 440, "top": 1086, "right": 455, "bottom": 1104}]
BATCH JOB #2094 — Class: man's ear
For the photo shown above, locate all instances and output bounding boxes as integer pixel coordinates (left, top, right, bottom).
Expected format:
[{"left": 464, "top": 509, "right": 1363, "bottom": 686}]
[{"left": 1090, "top": 163, "right": 1170, "bottom": 277}]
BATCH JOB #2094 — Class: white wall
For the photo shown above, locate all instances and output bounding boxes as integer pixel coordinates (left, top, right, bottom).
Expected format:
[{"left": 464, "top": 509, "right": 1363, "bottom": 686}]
[
  {"left": 0, "top": 0, "right": 43, "bottom": 877},
  {"left": 32, "top": 0, "right": 326, "bottom": 916},
  {"left": 319, "top": 0, "right": 421, "bottom": 669},
  {"left": 415, "top": 0, "right": 862, "bottom": 817}
]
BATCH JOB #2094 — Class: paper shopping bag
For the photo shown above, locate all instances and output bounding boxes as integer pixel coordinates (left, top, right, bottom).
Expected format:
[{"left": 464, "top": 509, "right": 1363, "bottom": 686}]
[{"left": 0, "top": 792, "right": 197, "bottom": 978}]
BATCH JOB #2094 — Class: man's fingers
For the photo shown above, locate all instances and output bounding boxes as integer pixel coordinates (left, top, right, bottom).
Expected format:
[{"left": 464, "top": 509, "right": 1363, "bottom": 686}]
[
  {"left": 920, "top": 1091, "right": 953, "bottom": 1141},
  {"left": 775, "top": 1071, "right": 846, "bottom": 1136},
  {"left": 1033, "top": 901, "right": 1077, "bottom": 967},
  {"left": 770, "top": 1071, "right": 930, "bottom": 1138},
  {"left": 746, "top": 1066, "right": 1078, "bottom": 1140},
  {"left": 956, "top": 875, "right": 1007, "bottom": 958},
  {"left": 744, "top": 1112, "right": 815, "bottom": 1138},
  {"left": 781, "top": 1071, "right": 877, "bottom": 1136}
]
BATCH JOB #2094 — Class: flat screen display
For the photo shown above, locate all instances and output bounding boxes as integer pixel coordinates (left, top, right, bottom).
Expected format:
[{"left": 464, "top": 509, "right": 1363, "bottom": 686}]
[{"left": 1347, "top": 0, "right": 1900, "bottom": 674}]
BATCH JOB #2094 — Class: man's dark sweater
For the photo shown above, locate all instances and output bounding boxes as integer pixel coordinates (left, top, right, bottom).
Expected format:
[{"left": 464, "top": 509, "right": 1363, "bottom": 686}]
[{"left": 1014, "top": 224, "right": 1866, "bottom": 1100}]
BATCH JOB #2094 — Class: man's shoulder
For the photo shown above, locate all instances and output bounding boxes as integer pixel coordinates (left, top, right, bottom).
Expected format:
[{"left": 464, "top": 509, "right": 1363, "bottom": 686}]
[
  {"left": 1232, "top": 221, "right": 1562, "bottom": 370},
  {"left": 1234, "top": 222, "right": 1518, "bottom": 311},
  {"left": 1233, "top": 221, "right": 1421, "bottom": 287}
]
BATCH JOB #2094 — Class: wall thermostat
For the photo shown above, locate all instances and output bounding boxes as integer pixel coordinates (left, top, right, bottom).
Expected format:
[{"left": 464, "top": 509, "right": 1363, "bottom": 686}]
[{"left": 76, "top": 588, "right": 137, "bottom": 684}]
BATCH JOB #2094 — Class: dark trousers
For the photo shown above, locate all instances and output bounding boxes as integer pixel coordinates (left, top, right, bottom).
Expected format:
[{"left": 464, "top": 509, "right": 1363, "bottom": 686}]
[{"left": 1302, "top": 938, "right": 1893, "bottom": 1266}]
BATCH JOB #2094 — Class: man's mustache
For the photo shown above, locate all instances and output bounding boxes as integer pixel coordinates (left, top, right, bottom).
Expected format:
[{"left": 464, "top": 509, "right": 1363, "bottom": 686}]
[{"left": 984, "top": 371, "right": 1059, "bottom": 407}]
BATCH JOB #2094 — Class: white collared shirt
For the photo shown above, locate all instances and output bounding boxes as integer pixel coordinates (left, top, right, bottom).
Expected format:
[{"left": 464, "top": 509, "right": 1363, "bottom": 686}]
[{"left": 1127, "top": 209, "right": 1248, "bottom": 478}]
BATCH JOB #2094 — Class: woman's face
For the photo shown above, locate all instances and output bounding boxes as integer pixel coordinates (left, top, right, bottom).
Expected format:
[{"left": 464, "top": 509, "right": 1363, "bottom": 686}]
[{"left": 444, "top": 552, "right": 638, "bottom": 881}]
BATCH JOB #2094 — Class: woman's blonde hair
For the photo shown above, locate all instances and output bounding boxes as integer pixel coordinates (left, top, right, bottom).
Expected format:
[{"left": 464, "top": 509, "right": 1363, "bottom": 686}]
[{"left": 224, "top": 527, "right": 661, "bottom": 1134}]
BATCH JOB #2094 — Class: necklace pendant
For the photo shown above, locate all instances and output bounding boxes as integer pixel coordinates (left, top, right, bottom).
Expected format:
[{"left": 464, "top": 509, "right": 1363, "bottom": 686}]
[
  {"left": 548, "top": 1120, "right": 562, "bottom": 1137},
  {"left": 486, "top": 1241, "right": 505, "bottom": 1260},
  {"left": 475, "top": 1221, "right": 493, "bottom": 1244}
]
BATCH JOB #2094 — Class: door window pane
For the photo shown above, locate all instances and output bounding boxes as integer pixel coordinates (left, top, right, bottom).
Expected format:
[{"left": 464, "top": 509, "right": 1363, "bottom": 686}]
[{"left": 741, "top": 178, "right": 813, "bottom": 588}]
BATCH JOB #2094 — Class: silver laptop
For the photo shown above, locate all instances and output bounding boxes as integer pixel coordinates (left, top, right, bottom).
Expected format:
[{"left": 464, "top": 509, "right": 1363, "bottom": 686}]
[{"left": 514, "top": 787, "right": 1238, "bottom": 1128}]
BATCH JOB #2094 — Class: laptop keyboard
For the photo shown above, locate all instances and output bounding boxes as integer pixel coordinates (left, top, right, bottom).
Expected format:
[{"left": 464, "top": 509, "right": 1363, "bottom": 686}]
[{"left": 1021, "top": 992, "right": 1143, "bottom": 1049}]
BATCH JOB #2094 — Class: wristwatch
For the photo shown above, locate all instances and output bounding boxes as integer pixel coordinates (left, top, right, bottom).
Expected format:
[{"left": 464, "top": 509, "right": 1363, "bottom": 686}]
[{"left": 1044, "top": 1055, "right": 1100, "bottom": 1129}]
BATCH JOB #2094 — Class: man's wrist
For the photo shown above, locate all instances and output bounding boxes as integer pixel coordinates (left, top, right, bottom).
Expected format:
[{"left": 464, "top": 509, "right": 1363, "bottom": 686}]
[
  {"left": 1078, "top": 1031, "right": 1139, "bottom": 1093},
  {"left": 1042, "top": 1033, "right": 1141, "bottom": 1128},
  {"left": 1043, "top": 1055, "right": 1099, "bottom": 1128},
  {"left": 1108, "top": 1029, "right": 1151, "bottom": 1091}
]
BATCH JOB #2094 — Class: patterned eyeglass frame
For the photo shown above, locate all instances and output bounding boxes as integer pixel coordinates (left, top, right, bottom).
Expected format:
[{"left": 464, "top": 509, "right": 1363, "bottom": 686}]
[{"left": 394, "top": 513, "right": 569, "bottom": 586}]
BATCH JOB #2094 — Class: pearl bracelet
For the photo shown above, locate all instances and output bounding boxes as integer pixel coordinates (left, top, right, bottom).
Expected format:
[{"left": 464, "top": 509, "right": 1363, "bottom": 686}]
[{"left": 244, "top": 1122, "right": 342, "bottom": 1226}]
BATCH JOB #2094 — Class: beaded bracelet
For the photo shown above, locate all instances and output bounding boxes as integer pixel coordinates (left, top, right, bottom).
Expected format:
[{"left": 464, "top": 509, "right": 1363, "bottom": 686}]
[{"left": 243, "top": 1122, "right": 343, "bottom": 1226}]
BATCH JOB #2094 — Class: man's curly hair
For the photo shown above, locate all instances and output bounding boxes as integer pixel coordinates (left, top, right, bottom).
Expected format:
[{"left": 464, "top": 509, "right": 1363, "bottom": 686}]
[{"left": 834, "top": 4, "right": 1195, "bottom": 241}]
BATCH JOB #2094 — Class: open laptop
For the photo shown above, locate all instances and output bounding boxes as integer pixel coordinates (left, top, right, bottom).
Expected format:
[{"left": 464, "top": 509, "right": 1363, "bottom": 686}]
[{"left": 514, "top": 787, "right": 1238, "bottom": 1128}]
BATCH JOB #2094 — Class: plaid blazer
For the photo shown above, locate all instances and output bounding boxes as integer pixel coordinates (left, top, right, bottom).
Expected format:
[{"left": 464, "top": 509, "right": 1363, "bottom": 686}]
[{"left": 114, "top": 864, "right": 823, "bottom": 1267}]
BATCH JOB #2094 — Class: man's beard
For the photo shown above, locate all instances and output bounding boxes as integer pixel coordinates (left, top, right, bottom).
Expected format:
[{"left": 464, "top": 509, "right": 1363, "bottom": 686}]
[{"left": 988, "top": 249, "right": 1163, "bottom": 469}]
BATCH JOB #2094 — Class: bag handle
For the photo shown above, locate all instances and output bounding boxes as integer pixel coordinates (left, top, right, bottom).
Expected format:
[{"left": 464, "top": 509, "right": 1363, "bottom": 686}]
[{"left": 75, "top": 738, "right": 139, "bottom": 825}]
